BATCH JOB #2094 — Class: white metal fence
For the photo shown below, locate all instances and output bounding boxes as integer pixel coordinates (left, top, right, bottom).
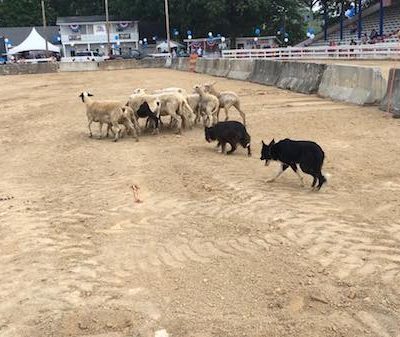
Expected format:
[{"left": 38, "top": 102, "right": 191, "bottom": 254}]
[{"left": 222, "top": 43, "right": 400, "bottom": 60}]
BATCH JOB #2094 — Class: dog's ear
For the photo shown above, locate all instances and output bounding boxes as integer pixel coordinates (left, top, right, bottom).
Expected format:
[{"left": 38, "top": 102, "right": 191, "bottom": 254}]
[
  {"left": 270, "top": 139, "right": 275, "bottom": 146},
  {"left": 262, "top": 140, "right": 265, "bottom": 146}
]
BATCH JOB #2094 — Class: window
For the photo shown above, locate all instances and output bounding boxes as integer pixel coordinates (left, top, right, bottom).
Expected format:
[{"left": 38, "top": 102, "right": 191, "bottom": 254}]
[
  {"left": 76, "top": 51, "right": 92, "bottom": 57},
  {"left": 87, "top": 25, "right": 94, "bottom": 35}
]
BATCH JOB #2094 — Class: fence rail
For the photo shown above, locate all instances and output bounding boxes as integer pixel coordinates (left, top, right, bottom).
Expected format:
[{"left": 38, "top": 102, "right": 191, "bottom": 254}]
[{"left": 222, "top": 43, "right": 400, "bottom": 60}]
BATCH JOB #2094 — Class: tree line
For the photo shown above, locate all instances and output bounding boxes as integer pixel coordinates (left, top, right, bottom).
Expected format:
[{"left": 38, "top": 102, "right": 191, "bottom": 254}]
[{"left": 0, "top": 0, "right": 363, "bottom": 44}]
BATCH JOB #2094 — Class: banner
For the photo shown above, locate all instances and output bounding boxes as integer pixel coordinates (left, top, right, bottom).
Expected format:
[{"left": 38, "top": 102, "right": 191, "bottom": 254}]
[{"left": 94, "top": 24, "right": 106, "bottom": 35}]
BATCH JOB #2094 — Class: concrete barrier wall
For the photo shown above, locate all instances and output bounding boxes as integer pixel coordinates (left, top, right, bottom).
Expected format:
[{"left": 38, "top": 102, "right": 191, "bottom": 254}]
[
  {"left": 248, "top": 59, "right": 282, "bottom": 86},
  {"left": 318, "top": 65, "right": 387, "bottom": 105},
  {"left": 173, "top": 58, "right": 190, "bottom": 71},
  {"left": 277, "top": 62, "right": 326, "bottom": 94},
  {"left": 195, "top": 58, "right": 208, "bottom": 74},
  {"left": 59, "top": 62, "right": 100, "bottom": 72},
  {"left": 227, "top": 59, "right": 254, "bottom": 81},
  {"left": 380, "top": 68, "right": 400, "bottom": 117},
  {"left": 98, "top": 58, "right": 166, "bottom": 71},
  {"left": 0, "top": 63, "right": 59, "bottom": 76}
]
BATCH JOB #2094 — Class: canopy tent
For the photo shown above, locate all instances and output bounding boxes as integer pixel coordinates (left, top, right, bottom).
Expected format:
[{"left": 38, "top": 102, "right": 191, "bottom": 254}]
[
  {"left": 8, "top": 27, "right": 60, "bottom": 54},
  {"left": 156, "top": 40, "right": 183, "bottom": 52}
]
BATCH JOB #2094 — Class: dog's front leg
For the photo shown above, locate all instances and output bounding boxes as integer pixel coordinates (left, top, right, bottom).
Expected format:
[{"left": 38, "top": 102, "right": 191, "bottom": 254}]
[{"left": 267, "top": 163, "right": 289, "bottom": 183}]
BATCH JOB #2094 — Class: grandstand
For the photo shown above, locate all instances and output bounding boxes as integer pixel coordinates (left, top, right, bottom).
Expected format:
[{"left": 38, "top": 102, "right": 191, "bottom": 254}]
[{"left": 308, "top": 1, "right": 400, "bottom": 46}]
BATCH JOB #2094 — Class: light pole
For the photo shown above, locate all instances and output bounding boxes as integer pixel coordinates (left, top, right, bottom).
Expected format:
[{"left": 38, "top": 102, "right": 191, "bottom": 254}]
[
  {"left": 164, "top": 0, "right": 171, "bottom": 54},
  {"left": 105, "top": 0, "right": 111, "bottom": 56},
  {"left": 41, "top": 0, "right": 49, "bottom": 56}
]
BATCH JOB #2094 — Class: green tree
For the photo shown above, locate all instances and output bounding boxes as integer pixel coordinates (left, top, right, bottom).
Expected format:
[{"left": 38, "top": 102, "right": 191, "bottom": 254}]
[{"left": 1, "top": 0, "right": 309, "bottom": 44}]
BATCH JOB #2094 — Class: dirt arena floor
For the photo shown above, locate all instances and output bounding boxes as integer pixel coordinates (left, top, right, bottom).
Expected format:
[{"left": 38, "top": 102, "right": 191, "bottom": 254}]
[{"left": 1, "top": 68, "right": 400, "bottom": 337}]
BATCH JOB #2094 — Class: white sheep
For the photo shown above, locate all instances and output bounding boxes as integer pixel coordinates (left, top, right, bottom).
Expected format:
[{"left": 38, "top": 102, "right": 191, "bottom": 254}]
[
  {"left": 204, "top": 82, "right": 246, "bottom": 125},
  {"left": 186, "top": 93, "right": 201, "bottom": 125},
  {"left": 79, "top": 92, "right": 138, "bottom": 142},
  {"left": 153, "top": 87, "right": 188, "bottom": 96},
  {"left": 193, "top": 85, "right": 220, "bottom": 127},
  {"left": 156, "top": 92, "right": 196, "bottom": 133}
]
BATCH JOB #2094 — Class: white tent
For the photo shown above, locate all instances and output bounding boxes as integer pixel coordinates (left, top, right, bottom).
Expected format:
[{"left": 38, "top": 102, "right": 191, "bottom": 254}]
[
  {"left": 156, "top": 40, "right": 183, "bottom": 52},
  {"left": 8, "top": 27, "right": 60, "bottom": 54}
]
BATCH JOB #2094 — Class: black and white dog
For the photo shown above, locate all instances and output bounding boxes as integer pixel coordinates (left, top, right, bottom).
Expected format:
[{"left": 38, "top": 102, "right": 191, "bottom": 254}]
[
  {"left": 205, "top": 121, "right": 251, "bottom": 156},
  {"left": 260, "top": 139, "right": 327, "bottom": 190}
]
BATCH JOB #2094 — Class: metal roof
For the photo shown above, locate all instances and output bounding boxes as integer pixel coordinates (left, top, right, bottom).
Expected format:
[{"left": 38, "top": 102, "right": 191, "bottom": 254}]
[
  {"left": 0, "top": 26, "right": 61, "bottom": 46},
  {"left": 57, "top": 16, "right": 136, "bottom": 25}
]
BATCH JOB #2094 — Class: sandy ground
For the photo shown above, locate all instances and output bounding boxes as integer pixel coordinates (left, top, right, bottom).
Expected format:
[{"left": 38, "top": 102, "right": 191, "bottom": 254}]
[{"left": 1, "top": 68, "right": 400, "bottom": 337}]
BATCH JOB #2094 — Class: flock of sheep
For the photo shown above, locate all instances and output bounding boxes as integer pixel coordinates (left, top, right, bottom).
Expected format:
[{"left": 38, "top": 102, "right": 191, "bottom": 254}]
[
  {"left": 79, "top": 82, "right": 246, "bottom": 142},
  {"left": 79, "top": 83, "right": 328, "bottom": 190}
]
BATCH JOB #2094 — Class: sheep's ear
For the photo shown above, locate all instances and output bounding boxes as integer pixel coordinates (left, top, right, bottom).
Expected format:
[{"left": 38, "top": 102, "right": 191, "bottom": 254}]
[
  {"left": 87, "top": 93, "right": 94, "bottom": 97},
  {"left": 79, "top": 93, "right": 84, "bottom": 98}
]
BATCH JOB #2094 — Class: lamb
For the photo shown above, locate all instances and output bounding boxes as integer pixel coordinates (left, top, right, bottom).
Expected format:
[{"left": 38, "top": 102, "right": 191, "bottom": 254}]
[
  {"left": 193, "top": 85, "right": 220, "bottom": 127},
  {"left": 79, "top": 92, "right": 138, "bottom": 142},
  {"left": 204, "top": 82, "right": 246, "bottom": 126}
]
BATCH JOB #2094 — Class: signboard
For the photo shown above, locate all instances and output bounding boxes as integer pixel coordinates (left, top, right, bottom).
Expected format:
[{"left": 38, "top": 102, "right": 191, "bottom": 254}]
[
  {"left": 69, "top": 35, "right": 82, "bottom": 41},
  {"left": 94, "top": 24, "right": 106, "bottom": 35},
  {"left": 119, "top": 33, "right": 131, "bottom": 40}
]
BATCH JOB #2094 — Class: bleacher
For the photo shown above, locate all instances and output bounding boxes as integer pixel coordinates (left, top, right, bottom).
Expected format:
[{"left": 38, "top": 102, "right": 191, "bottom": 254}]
[{"left": 311, "top": 5, "right": 400, "bottom": 46}]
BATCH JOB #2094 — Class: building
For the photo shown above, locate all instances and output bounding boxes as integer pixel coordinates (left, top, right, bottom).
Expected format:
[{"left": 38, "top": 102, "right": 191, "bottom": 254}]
[
  {"left": 235, "top": 36, "right": 278, "bottom": 49},
  {"left": 56, "top": 16, "right": 139, "bottom": 57}
]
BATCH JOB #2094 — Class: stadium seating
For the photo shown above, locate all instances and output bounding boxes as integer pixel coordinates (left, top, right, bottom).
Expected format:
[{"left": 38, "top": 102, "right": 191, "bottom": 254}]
[{"left": 311, "top": 5, "right": 400, "bottom": 46}]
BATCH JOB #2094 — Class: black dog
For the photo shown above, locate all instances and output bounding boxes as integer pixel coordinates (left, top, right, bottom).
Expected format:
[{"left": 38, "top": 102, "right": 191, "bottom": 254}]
[
  {"left": 205, "top": 121, "right": 251, "bottom": 156},
  {"left": 136, "top": 101, "right": 160, "bottom": 129},
  {"left": 260, "top": 139, "right": 327, "bottom": 190}
]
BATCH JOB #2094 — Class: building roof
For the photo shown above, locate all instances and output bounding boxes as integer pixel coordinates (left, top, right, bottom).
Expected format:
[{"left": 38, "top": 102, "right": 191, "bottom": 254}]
[
  {"left": 0, "top": 26, "right": 60, "bottom": 46},
  {"left": 57, "top": 16, "right": 136, "bottom": 25}
]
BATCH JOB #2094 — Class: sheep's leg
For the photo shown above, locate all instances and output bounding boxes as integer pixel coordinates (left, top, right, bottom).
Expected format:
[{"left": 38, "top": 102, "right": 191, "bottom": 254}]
[
  {"left": 106, "top": 124, "right": 112, "bottom": 138},
  {"left": 131, "top": 117, "right": 141, "bottom": 137},
  {"left": 216, "top": 107, "right": 221, "bottom": 122},
  {"left": 128, "top": 120, "right": 139, "bottom": 142},
  {"left": 170, "top": 113, "right": 182, "bottom": 134},
  {"left": 88, "top": 120, "right": 93, "bottom": 138},
  {"left": 98, "top": 122, "right": 104, "bottom": 139},
  {"left": 235, "top": 103, "right": 246, "bottom": 126},
  {"left": 224, "top": 107, "right": 230, "bottom": 121},
  {"left": 111, "top": 123, "right": 121, "bottom": 142}
]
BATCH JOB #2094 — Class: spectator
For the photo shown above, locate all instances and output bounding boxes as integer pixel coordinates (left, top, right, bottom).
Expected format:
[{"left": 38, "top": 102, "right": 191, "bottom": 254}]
[
  {"left": 350, "top": 39, "right": 357, "bottom": 45},
  {"left": 370, "top": 29, "right": 378, "bottom": 42},
  {"left": 361, "top": 33, "right": 368, "bottom": 44},
  {"left": 197, "top": 47, "right": 203, "bottom": 57},
  {"left": 350, "top": 23, "right": 357, "bottom": 34}
]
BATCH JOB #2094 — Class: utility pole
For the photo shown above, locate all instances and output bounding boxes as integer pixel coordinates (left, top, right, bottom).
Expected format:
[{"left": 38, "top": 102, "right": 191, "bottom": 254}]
[
  {"left": 41, "top": 0, "right": 49, "bottom": 56},
  {"left": 164, "top": 0, "right": 171, "bottom": 54},
  {"left": 105, "top": 0, "right": 111, "bottom": 56}
]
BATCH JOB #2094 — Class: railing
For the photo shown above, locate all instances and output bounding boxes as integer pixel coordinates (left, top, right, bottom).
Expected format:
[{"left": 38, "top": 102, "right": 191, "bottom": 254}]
[{"left": 222, "top": 43, "right": 400, "bottom": 60}]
